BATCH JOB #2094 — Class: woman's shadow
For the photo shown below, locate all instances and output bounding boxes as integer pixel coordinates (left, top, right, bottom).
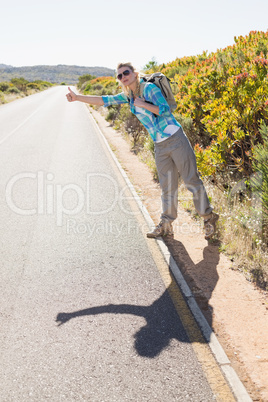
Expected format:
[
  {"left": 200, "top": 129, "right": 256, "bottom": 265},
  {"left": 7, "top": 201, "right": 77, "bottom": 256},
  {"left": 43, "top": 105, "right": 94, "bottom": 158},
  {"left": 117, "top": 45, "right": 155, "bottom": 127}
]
[
  {"left": 56, "top": 277, "right": 206, "bottom": 359},
  {"left": 164, "top": 236, "right": 221, "bottom": 326},
  {"left": 56, "top": 241, "right": 220, "bottom": 358}
]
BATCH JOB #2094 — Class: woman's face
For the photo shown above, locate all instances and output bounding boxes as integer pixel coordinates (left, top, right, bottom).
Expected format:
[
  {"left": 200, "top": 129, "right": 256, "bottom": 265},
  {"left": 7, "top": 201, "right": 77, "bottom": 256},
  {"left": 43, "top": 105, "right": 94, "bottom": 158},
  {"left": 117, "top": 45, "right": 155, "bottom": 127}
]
[{"left": 117, "top": 66, "right": 137, "bottom": 86}]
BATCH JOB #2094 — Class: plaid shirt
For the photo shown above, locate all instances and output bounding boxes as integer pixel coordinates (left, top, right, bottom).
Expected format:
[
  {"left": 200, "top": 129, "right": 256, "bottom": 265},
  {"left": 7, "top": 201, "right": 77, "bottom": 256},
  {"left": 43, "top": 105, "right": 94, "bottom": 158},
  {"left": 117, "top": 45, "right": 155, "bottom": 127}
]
[{"left": 102, "top": 81, "right": 181, "bottom": 142}]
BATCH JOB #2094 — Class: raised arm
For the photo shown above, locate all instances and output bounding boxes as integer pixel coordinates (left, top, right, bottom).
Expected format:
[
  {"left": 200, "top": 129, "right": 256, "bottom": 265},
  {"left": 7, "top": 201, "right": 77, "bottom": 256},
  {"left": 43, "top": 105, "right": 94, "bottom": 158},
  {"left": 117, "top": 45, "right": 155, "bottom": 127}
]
[{"left": 66, "top": 87, "right": 104, "bottom": 106}]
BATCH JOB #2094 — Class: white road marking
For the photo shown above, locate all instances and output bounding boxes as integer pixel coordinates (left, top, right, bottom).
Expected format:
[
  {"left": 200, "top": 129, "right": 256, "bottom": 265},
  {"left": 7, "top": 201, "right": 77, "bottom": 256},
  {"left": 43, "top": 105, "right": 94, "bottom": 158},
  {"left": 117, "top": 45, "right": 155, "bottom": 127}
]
[{"left": 0, "top": 104, "right": 43, "bottom": 146}]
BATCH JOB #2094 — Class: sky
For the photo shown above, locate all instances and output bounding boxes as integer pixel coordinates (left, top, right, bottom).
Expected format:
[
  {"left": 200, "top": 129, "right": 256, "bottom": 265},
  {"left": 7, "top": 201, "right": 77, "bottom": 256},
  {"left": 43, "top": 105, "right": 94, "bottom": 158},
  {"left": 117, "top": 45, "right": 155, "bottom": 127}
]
[{"left": 1, "top": 0, "right": 268, "bottom": 72}]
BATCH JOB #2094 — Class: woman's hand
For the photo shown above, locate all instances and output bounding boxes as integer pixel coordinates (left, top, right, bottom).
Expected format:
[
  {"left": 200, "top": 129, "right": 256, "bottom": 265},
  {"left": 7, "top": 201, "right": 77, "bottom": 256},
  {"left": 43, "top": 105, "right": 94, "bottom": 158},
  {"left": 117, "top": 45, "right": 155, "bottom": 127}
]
[
  {"left": 134, "top": 97, "right": 160, "bottom": 116},
  {"left": 65, "top": 89, "right": 104, "bottom": 106},
  {"left": 66, "top": 87, "right": 77, "bottom": 102},
  {"left": 133, "top": 97, "right": 146, "bottom": 108}
]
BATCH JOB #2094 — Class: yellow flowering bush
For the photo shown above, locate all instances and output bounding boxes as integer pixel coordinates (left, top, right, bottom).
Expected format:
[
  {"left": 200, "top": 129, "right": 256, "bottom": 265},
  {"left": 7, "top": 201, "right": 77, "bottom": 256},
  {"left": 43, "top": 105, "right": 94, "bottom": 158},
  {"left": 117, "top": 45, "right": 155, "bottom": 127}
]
[{"left": 158, "top": 31, "right": 268, "bottom": 180}]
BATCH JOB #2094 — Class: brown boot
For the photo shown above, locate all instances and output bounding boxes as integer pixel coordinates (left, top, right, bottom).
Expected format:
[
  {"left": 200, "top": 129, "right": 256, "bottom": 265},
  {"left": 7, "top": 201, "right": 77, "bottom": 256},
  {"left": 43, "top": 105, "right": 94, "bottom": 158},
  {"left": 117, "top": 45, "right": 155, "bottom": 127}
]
[
  {"left": 147, "top": 220, "right": 173, "bottom": 238},
  {"left": 204, "top": 213, "right": 219, "bottom": 240}
]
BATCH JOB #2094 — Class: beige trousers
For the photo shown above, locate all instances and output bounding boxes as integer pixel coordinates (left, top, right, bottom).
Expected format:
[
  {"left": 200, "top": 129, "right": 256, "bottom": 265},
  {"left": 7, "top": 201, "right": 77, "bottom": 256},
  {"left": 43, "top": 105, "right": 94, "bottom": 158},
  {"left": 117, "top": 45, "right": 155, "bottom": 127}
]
[{"left": 154, "top": 127, "right": 213, "bottom": 222}]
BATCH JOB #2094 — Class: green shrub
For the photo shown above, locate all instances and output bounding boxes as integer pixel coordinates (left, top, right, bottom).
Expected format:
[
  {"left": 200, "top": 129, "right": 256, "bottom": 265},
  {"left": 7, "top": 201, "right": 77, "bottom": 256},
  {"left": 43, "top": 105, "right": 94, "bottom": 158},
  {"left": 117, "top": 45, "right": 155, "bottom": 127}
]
[
  {"left": 92, "top": 84, "right": 103, "bottom": 91},
  {"left": 6, "top": 86, "right": 20, "bottom": 94},
  {"left": 10, "top": 77, "right": 29, "bottom": 92},
  {"left": 33, "top": 80, "right": 53, "bottom": 88},
  {"left": 78, "top": 74, "right": 96, "bottom": 89},
  {"left": 83, "top": 82, "right": 92, "bottom": 92},
  {"left": 0, "top": 82, "right": 9, "bottom": 92},
  {"left": 173, "top": 113, "right": 205, "bottom": 147},
  {"left": 106, "top": 105, "right": 121, "bottom": 123},
  {"left": 118, "top": 104, "right": 147, "bottom": 146},
  {"left": 252, "top": 121, "right": 268, "bottom": 242},
  {"left": 0, "top": 91, "right": 5, "bottom": 103}
]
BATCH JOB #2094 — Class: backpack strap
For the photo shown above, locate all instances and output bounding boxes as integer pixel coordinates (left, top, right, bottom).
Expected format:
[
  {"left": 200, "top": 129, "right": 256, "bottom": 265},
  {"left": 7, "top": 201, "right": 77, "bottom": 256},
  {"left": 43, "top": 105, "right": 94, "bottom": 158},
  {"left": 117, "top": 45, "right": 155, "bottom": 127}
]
[{"left": 139, "top": 81, "right": 146, "bottom": 99}]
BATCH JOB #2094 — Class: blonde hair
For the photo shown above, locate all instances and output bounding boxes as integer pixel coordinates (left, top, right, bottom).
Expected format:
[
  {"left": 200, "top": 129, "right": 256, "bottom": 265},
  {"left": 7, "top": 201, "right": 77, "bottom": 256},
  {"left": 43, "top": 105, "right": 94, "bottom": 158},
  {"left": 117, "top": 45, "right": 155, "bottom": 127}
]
[{"left": 117, "top": 62, "right": 140, "bottom": 97}]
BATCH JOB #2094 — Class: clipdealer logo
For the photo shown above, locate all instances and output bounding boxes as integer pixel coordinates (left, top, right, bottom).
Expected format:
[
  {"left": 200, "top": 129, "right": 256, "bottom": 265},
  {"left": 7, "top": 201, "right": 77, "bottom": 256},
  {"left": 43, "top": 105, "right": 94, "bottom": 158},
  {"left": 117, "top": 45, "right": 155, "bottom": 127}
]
[{"left": 5, "top": 171, "right": 140, "bottom": 226}]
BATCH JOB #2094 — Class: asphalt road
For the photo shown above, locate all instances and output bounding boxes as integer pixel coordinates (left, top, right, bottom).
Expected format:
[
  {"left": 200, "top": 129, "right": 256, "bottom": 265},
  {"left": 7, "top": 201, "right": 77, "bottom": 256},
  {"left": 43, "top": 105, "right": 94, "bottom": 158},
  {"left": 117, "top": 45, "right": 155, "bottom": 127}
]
[{"left": 0, "top": 87, "right": 217, "bottom": 401}]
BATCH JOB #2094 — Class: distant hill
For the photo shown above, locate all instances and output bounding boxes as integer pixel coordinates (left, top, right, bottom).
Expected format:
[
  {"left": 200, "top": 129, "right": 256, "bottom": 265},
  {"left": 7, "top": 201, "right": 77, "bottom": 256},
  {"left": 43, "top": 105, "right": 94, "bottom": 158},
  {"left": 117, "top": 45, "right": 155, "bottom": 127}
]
[
  {"left": 0, "top": 64, "right": 115, "bottom": 84},
  {"left": 0, "top": 64, "right": 13, "bottom": 69}
]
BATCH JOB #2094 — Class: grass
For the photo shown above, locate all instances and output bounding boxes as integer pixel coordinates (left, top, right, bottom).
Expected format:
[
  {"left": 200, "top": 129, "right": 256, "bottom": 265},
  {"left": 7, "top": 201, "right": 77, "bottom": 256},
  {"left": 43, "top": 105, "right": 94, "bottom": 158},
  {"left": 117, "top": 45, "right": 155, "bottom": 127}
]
[{"left": 178, "top": 178, "right": 268, "bottom": 290}]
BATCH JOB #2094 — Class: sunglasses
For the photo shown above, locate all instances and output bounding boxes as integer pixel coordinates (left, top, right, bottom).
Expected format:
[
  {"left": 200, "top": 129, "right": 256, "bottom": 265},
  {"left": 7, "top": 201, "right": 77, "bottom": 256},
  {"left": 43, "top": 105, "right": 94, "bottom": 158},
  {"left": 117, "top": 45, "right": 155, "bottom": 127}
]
[{"left": 117, "top": 69, "right": 131, "bottom": 80}]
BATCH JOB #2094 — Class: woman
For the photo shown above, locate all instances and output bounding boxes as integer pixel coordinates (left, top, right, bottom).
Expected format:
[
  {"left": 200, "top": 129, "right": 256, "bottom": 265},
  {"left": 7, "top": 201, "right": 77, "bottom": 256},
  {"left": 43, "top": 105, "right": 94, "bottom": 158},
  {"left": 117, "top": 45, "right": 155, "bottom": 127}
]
[{"left": 66, "top": 62, "right": 219, "bottom": 240}]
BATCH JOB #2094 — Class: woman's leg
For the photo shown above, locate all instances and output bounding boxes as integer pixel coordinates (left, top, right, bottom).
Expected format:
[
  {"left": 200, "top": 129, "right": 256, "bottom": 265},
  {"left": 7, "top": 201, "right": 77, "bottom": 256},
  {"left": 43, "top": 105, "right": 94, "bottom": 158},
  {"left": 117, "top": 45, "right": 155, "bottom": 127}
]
[
  {"left": 170, "top": 128, "right": 212, "bottom": 217},
  {"left": 155, "top": 146, "right": 179, "bottom": 222},
  {"left": 147, "top": 140, "right": 178, "bottom": 238}
]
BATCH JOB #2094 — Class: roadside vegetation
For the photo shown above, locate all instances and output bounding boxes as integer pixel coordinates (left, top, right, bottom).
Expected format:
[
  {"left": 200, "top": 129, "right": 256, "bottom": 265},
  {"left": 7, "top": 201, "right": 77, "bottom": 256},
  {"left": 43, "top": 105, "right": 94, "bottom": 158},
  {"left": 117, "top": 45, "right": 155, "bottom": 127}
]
[
  {"left": 77, "top": 31, "right": 268, "bottom": 290},
  {"left": 0, "top": 77, "right": 54, "bottom": 104}
]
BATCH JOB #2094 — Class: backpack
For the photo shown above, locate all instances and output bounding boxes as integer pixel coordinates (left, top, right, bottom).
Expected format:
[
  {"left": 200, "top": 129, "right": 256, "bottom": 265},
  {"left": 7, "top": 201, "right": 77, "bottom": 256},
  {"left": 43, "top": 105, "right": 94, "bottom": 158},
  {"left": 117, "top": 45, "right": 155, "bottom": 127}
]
[{"left": 139, "top": 72, "right": 177, "bottom": 112}]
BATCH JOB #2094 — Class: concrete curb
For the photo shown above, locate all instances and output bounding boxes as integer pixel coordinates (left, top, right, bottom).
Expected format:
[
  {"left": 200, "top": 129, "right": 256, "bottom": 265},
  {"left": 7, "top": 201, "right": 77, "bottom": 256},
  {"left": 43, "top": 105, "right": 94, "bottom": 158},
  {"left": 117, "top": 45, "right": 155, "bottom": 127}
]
[{"left": 87, "top": 107, "right": 252, "bottom": 402}]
